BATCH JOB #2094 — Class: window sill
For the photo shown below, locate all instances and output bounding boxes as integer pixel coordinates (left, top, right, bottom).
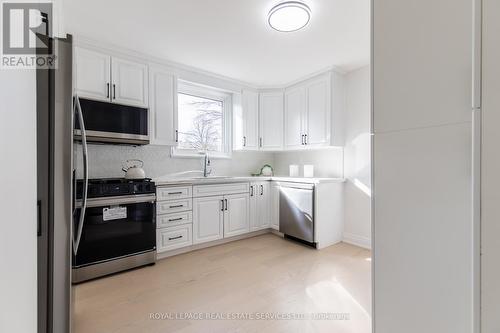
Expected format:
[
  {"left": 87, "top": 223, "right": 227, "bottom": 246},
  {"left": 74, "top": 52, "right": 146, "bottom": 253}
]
[{"left": 170, "top": 147, "right": 232, "bottom": 159}]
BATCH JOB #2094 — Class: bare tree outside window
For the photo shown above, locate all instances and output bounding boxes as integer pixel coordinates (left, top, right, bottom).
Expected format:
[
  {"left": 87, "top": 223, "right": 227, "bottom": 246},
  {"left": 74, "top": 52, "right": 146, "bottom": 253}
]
[{"left": 177, "top": 93, "right": 223, "bottom": 152}]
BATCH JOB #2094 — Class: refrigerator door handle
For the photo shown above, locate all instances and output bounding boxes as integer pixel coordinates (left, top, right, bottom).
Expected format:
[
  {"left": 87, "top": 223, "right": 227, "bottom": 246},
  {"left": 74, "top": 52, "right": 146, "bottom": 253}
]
[{"left": 73, "top": 95, "right": 88, "bottom": 254}]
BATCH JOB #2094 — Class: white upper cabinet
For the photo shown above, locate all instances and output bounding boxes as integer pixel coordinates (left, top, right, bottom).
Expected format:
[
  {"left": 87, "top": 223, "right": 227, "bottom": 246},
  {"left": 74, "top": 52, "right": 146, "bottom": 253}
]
[
  {"left": 284, "top": 86, "right": 306, "bottom": 149},
  {"left": 284, "top": 73, "right": 332, "bottom": 149},
  {"left": 74, "top": 47, "right": 111, "bottom": 102},
  {"left": 304, "top": 75, "right": 331, "bottom": 147},
  {"left": 111, "top": 57, "right": 148, "bottom": 107},
  {"left": 241, "top": 90, "right": 260, "bottom": 150},
  {"left": 74, "top": 46, "right": 148, "bottom": 108},
  {"left": 149, "top": 67, "right": 177, "bottom": 146},
  {"left": 259, "top": 91, "right": 284, "bottom": 150},
  {"left": 224, "top": 193, "right": 250, "bottom": 237}
]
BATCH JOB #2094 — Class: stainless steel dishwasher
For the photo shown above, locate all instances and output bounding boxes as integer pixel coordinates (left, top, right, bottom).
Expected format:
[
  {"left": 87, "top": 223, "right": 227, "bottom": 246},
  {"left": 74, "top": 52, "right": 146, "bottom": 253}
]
[{"left": 279, "top": 182, "right": 315, "bottom": 244}]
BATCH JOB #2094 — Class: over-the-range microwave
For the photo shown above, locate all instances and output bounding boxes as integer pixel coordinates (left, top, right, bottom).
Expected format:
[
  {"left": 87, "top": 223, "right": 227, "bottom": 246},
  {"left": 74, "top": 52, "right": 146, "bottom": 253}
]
[{"left": 74, "top": 98, "right": 149, "bottom": 145}]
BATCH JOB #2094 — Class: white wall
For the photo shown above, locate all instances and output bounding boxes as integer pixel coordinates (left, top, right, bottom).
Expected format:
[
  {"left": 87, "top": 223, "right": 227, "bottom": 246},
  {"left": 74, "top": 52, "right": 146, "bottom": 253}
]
[
  {"left": 481, "top": 0, "right": 500, "bottom": 330},
  {"left": 373, "top": 0, "right": 474, "bottom": 332},
  {"left": 0, "top": 71, "right": 37, "bottom": 332},
  {"left": 343, "top": 66, "right": 371, "bottom": 249},
  {"left": 76, "top": 144, "right": 274, "bottom": 179},
  {"left": 273, "top": 148, "right": 344, "bottom": 178}
]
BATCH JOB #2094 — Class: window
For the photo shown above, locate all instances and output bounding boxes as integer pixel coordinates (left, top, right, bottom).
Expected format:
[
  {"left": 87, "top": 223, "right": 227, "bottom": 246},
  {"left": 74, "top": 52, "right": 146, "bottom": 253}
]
[{"left": 172, "top": 81, "right": 232, "bottom": 158}]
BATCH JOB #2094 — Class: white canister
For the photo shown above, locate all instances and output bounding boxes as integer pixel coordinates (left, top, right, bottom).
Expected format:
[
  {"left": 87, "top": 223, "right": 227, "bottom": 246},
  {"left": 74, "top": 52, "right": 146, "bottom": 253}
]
[
  {"left": 304, "top": 165, "right": 314, "bottom": 178},
  {"left": 289, "top": 165, "right": 299, "bottom": 177}
]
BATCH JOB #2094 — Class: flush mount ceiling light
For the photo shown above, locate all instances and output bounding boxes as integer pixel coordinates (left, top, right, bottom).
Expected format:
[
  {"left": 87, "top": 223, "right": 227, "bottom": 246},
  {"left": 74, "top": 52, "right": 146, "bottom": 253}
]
[{"left": 268, "top": 1, "right": 311, "bottom": 32}]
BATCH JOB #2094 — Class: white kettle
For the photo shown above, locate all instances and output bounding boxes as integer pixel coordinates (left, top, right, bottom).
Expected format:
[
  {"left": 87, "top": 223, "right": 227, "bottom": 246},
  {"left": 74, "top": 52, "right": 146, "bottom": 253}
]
[{"left": 122, "top": 159, "right": 146, "bottom": 179}]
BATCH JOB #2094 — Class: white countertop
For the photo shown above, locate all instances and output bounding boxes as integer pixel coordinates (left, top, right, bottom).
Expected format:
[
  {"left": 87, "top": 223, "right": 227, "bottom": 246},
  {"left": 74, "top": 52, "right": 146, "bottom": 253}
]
[{"left": 153, "top": 175, "right": 345, "bottom": 186}]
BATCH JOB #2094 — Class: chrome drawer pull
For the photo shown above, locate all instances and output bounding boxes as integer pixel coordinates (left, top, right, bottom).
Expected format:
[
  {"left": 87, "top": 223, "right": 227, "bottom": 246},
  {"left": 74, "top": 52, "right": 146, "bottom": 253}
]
[
  {"left": 169, "top": 204, "right": 184, "bottom": 208},
  {"left": 168, "top": 235, "right": 183, "bottom": 241}
]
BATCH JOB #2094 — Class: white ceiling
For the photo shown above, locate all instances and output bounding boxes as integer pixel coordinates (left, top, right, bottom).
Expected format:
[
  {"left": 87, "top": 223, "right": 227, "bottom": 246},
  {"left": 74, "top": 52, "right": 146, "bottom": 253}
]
[{"left": 64, "top": 0, "right": 370, "bottom": 87}]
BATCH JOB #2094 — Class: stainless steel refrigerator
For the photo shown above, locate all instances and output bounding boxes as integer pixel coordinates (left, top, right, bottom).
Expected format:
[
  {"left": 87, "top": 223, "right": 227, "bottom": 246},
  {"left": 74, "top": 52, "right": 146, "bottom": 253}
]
[{"left": 36, "top": 35, "right": 73, "bottom": 333}]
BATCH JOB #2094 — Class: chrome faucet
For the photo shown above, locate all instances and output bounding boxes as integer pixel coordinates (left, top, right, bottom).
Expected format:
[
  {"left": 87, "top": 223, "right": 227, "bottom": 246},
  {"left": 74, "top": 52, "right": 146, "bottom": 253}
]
[{"left": 203, "top": 152, "right": 212, "bottom": 177}]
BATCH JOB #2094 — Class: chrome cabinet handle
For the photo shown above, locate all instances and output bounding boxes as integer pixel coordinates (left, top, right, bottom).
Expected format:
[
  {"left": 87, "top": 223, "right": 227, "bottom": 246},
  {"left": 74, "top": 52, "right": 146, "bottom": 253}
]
[
  {"left": 168, "top": 235, "right": 183, "bottom": 241},
  {"left": 169, "top": 204, "right": 184, "bottom": 208}
]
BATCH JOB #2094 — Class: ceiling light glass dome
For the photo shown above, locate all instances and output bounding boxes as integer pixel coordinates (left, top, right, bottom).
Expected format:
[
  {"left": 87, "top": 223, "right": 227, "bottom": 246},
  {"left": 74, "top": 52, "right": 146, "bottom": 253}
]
[{"left": 268, "top": 1, "right": 311, "bottom": 32}]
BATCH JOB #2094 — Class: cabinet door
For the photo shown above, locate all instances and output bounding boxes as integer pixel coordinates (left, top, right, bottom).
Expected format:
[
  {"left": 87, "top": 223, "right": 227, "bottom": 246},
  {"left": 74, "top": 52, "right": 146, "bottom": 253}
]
[
  {"left": 111, "top": 57, "right": 148, "bottom": 107},
  {"left": 242, "top": 90, "right": 259, "bottom": 150},
  {"left": 270, "top": 183, "right": 280, "bottom": 230},
  {"left": 193, "top": 196, "right": 224, "bottom": 244},
  {"left": 149, "top": 68, "right": 177, "bottom": 145},
  {"left": 305, "top": 76, "right": 331, "bottom": 147},
  {"left": 259, "top": 91, "right": 284, "bottom": 150},
  {"left": 74, "top": 47, "right": 111, "bottom": 102},
  {"left": 284, "top": 86, "right": 306, "bottom": 149},
  {"left": 257, "top": 182, "right": 271, "bottom": 229},
  {"left": 249, "top": 184, "right": 259, "bottom": 231},
  {"left": 224, "top": 193, "right": 250, "bottom": 237}
]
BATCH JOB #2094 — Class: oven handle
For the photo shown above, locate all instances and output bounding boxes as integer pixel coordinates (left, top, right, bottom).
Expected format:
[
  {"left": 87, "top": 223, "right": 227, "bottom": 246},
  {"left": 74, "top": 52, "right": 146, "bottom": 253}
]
[
  {"left": 75, "top": 194, "right": 156, "bottom": 208},
  {"left": 73, "top": 95, "right": 88, "bottom": 255}
]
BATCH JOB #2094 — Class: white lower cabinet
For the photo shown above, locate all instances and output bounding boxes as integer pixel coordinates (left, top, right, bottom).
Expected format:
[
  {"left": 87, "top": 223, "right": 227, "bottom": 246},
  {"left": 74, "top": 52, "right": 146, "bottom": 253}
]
[
  {"left": 250, "top": 182, "right": 270, "bottom": 231},
  {"left": 157, "top": 224, "right": 192, "bottom": 252},
  {"left": 193, "top": 196, "right": 225, "bottom": 244},
  {"left": 224, "top": 193, "right": 250, "bottom": 237},
  {"left": 270, "top": 182, "right": 280, "bottom": 230}
]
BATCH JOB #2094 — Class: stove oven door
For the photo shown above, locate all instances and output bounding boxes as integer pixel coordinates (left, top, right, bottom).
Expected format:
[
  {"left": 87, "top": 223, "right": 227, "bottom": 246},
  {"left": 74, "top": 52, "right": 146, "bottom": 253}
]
[{"left": 72, "top": 194, "right": 156, "bottom": 269}]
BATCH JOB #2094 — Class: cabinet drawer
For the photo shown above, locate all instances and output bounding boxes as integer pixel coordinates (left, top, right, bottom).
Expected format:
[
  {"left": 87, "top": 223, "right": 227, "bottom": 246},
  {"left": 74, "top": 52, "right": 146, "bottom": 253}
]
[
  {"left": 193, "top": 183, "right": 249, "bottom": 197},
  {"left": 157, "top": 186, "right": 192, "bottom": 201},
  {"left": 157, "top": 211, "right": 193, "bottom": 228},
  {"left": 157, "top": 224, "right": 192, "bottom": 252},
  {"left": 157, "top": 198, "right": 192, "bottom": 214}
]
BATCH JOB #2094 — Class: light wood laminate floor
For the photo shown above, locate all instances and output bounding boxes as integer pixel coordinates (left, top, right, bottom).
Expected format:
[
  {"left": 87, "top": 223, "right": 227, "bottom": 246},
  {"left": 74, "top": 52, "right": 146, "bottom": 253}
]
[{"left": 74, "top": 234, "right": 371, "bottom": 333}]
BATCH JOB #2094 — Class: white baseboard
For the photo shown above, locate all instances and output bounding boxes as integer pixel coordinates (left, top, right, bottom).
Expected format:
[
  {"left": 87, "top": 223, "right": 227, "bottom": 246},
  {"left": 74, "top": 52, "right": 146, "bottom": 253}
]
[{"left": 343, "top": 232, "right": 371, "bottom": 249}]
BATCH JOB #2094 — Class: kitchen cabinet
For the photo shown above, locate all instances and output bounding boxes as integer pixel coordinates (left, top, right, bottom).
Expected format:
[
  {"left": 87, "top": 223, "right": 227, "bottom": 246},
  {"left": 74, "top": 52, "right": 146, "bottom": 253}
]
[
  {"left": 156, "top": 185, "right": 194, "bottom": 253},
  {"left": 240, "top": 90, "right": 260, "bottom": 150},
  {"left": 284, "top": 86, "right": 306, "bottom": 149},
  {"left": 111, "top": 57, "right": 148, "bottom": 107},
  {"left": 74, "top": 47, "right": 148, "bottom": 107},
  {"left": 250, "top": 182, "right": 270, "bottom": 231},
  {"left": 149, "top": 67, "right": 178, "bottom": 146},
  {"left": 259, "top": 91, "right": 284, "bottom": 150},
  {"left": 284, "top": 73, "right": 331, "bottom": 149},
  {"left": 224, "top": 193, "right": 250, "bottom": 237},
  {"left": 270, "top": 182, "right": 280, "bottom": 230},
  {"left": 74, "top": 47, "right": 111, "bottom": 102},
  {"left": 193, "top": 184, "right": 250, "bottom": 244}
]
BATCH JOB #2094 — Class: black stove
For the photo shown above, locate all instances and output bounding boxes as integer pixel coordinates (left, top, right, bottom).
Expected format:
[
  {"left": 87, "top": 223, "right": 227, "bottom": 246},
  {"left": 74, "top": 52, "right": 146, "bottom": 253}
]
[{"left": 76, "top": 178, "right": 155, "bottom": 199}]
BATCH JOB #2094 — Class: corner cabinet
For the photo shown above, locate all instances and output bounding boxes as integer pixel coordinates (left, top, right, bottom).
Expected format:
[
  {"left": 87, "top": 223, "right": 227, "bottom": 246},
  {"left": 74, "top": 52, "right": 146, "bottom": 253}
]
[
  {"left": 74, "top": 46, "right": 148, "bottom": 108},
  {"left": 149, "top": 67, "right": 178, "bottom": 146},
  {"left": 240, "top": 90, "right": 260, "bottom": 150},
  {"left": 259, "top": 91, "right": 284, "bottom": 150}
]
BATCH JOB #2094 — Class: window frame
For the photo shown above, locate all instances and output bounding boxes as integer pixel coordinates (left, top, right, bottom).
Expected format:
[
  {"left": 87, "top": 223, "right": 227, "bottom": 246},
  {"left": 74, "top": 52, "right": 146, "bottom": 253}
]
[{"left": 171, "top": 81, "right": 233, "bottom": 159}]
